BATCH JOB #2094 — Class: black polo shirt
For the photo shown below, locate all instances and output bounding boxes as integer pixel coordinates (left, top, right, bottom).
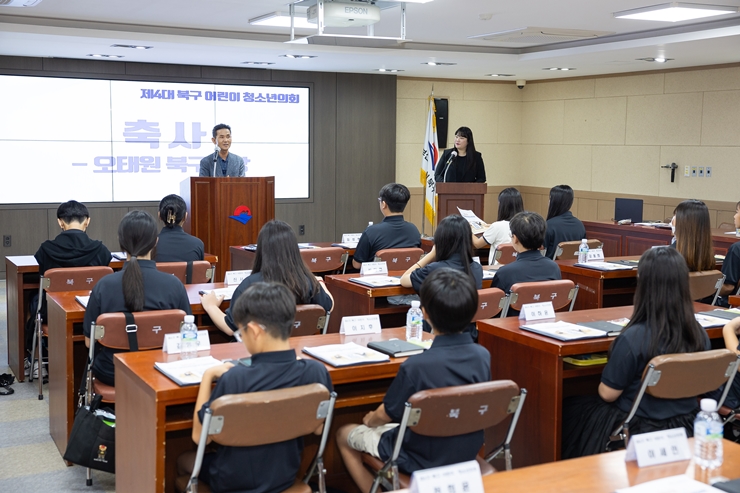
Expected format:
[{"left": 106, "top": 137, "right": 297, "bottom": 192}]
[
  {"left": 409, "top": 254, "right": 483, "bottom": 292},
  {"left": 491, "top": 249, "right": 562, "bottom": 294},
  {"left": 224, "top": 272, "right": 333, "bottom": 333},
  {"left": 353, "top": 215, "right": 421, "bottom": 264},
  {"left": 154, "top": 225, "right": 205, "bottom": 263},
  {"left": 198, "top": 350, "right": 333, "bottom": 493},
  {"left": 601, "top": 322, "right": 710, "bottom": 420},
  {"left": 543, "top": 211, "right": 586, "bottom": 259},
  {"left": 377, "top": 332, "right": 491, "bottom": 474},
  {"left": 723, "top": 241, "right": 740, "bottom": 290},
  {"left": 83, "top": 260, "right": 191, "bottom": 386}
]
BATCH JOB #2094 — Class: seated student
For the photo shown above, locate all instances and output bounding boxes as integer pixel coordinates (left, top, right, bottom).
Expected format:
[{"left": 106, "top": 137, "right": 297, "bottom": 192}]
[
  {"left": 201, "top": 220, "right": 333, "bottom": 338},
  {"left": 83, "top": 211, "right": 191, "bottom": 386},
  {"left": 491, "top": 211, "right": 561, "bottom": 296},
  {"left": 352, "top": 183, "right": 421, "bottom": 269},
  {"left": 154, "top": 194, "right": 204, "bottom": 263},
  {"left": 178, "top": 282, "right": 333, "bottom": 493},
  {"left": 720, "top": 201, "right": 740, "bottom": 300},
  {"left": 543, "top": 185, "right": 586, "bottom": 259},
  {"left": 337, "top": 268, "right": 491, "bottom": 492},
  {"left": 672, "top": 199, "right": 714, "bottom": 273},
  {"left": 472, "top": 187, "right": 523, "bottom": 265},
  {"left": 561, "top": 247, "right": 710, "bottom": 459}
]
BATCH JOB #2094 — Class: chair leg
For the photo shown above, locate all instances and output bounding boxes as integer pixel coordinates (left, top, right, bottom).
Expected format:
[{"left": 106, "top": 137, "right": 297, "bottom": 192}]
[
  {"left": 369, "top": 474, "right": 382, "bottom": 493},
  {"left": 37, "top": 319, "right": 44, "bottom": 400},
  {"left": 86, "top": 467, "right": 93, "bottom": 486},
  {"left": 29, "top": 325, "right": 37, "bottom": 383},
  {"left": 317, "top": 457, "right": 326, "bottom": 493},
  {"left": 504, "top": 447, "right": 512, "bottom": 471}
]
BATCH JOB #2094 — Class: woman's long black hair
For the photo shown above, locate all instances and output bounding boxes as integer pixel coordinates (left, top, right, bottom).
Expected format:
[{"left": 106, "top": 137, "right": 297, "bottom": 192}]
[
  {"left": 546, "top": 184, "right": 574, "bottom": 220},
  {"left": 119, "top": 211, "right": 159, "bottom": 312},
  {"left": 434, "top": 215, "right": 474, "bottom": 277}
]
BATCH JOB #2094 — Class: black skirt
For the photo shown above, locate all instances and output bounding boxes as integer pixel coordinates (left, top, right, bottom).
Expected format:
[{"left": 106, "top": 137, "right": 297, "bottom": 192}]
[{"left": 561, "top": 395, "right": 697, "bottom": 459}]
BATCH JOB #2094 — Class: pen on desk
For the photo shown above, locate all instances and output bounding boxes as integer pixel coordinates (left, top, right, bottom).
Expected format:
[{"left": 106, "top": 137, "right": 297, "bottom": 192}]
[{"left": 198, "top": 290, "right": 207, "bottom": 295}]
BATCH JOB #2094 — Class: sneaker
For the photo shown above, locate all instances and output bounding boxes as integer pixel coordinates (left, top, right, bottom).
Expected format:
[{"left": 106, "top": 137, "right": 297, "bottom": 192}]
[
  {"left": 24, "top": 358, "right": 31, "bottom": 377},
  {"left": 32, "top": 362, "right": 48, "bottom": 380}
]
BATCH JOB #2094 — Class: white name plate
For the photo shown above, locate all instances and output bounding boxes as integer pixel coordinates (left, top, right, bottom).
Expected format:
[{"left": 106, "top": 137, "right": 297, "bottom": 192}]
[
  {"left": 409, "top": 460, "right": 484, "bottom": 493},
  {"left": 340, "top": 314, "right": 382, "bottom": 335},
  {"left": 360, "top": 261, "right": 388, "bottom": 276},
  {"left": 341, "top": 233, "right": 362, "bottom": 244},
  {"left": 585, "top": 249, "right": 605, "bottom": 262},
  {"left": 224, "top": 270, "right": 251, "bottom": 285},
  {"left": 624, "top": 427, "right": 691, "bottom": 468},
  {"left": 163, "top": 330, "right": 211, "bottom": 355},
  {"left": 519, "top": 301, "right": 556, "bottom": 321}
]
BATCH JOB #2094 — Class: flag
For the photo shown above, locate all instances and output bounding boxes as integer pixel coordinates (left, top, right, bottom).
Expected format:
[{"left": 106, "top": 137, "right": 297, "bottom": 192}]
[{"left": 420, "top": 97, "right": 439, "bottom": 225}]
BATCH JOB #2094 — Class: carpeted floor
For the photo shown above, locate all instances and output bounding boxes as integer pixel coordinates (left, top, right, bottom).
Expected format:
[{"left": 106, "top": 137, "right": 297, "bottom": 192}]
[{"left": 0, "top": 280, "right": 115, "bottom": 492}]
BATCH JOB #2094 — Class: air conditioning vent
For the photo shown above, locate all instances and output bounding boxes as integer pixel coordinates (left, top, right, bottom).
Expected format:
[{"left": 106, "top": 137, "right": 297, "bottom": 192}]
[{"left": 470, "top": 27, "right": 614, "bottom": 46}]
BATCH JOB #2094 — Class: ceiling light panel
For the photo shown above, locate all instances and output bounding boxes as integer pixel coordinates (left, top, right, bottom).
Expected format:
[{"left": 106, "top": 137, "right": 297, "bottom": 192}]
[
  {"left": 613, "top": 2, "right": 738, "bottom": 22},
  {"left": 249, "top": 11, "right": 313, "bottom": 29}
]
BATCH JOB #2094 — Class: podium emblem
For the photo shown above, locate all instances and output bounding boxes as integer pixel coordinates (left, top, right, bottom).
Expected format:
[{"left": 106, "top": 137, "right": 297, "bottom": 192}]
[{"left": 229, "top": 205, "right": 252, "bottom": 225}]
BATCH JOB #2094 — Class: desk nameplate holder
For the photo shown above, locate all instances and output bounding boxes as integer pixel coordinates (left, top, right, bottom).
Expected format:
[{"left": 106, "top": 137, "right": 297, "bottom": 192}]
[
  {"left": 585, "top": 249, "right": 605, "bottom": 262},
  {"left": 519, "top": 302, "right": 556, "bottom": 321},
  {"left": 340, "top": 314, "right": 382, "bottom": 335},
  {"left": 409, "top": 460, "right": 484, "bottom": 493},
  {"left": 163, "top": 331, "right": 211, "bottom": 355},
  {"left": 360, "top": 261, "right": 388, "bottom": 276},
  {"left": 224, "top": 270, "right": 251, "bottom": 285},
  {"left": 341, "top": 233, "right": 362, "bottom": 244},
  {"left": 624, "top": 428, "right": 691, "bottom": 468}
]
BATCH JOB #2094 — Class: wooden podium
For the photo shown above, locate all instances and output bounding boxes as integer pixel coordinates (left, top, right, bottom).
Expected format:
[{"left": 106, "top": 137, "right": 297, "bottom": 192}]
[
  {"left": 181, "top": 177, "right": 274, "bottom": 274},
  {"left": 436, "top": 182, "right": 487, "bottom": 224}
]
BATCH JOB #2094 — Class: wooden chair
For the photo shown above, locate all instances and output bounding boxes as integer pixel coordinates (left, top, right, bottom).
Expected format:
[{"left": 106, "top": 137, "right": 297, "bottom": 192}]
[
  {"left": 688, "top": 270, "right": 725, "bottom": 305},
  {"left": 362, "top": 381, "right": 527, "bottom": 493},
  {"left": 607, "top": 349, "right": 740, "bottom": 448},
  {"left": 473, "top": 288, "right": 507, "bottom": 321},
  {"left": 554, "top": 239, "right": 603, "bottom": 260},
  {"left": 300, "top": 247, "right": 348, "bottom": 275},
  {"left": 374, "top": 248, "right": 424, "bottom": 271},
  {"left": 293, "top": 304, "right": 329, "bottom": 337},
  {"left": 493, "top": 243, "right": 518, "bottom": 265},
  {"left": 29, "top": 266, "right": 114, "bottom": 400},
  {"left": 502, "top": 280, "right": 578, "bottom": 317},
  {"left": 176, "top": 383, "right": 337, "bottom": 493},
  {"left": 156, "top": 261, "right": 214, "bottom": 284}
]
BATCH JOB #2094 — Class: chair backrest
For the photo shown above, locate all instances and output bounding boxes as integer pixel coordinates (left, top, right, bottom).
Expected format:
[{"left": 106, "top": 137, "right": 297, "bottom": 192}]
[
  {"left": 407, "top": 380, "right": 521, "bottom": 437},
  {"left": 93, "top": 309, "right": 187, "bottom": 350},
  {"left": 507, "top": 280, "right": 578, "bottom": 312},
  {"left": 208, "top": 383, "right": 331, "bottom": 447},
  {"left": 293, "top": 304, "right": 327, "bottom": 337},
  {"left": 554, "top": 239, "right": 603, "bottom": 260},
  {"left": 644, "top": 349, "right": 738, "bottom": 400},
  {"left": 374, "top": 248, "right": 424, "bottom": 271},
  {"left": 300, "top": 247, "right": 347, "bottom": 274},
  {"left": 156, "top": 261, "right": 213, "bottom": 284},
  {"left": 493, "top": 243, "right": 517, "bottom": 265},
  {"left": 473, "top": 288, "right": 506, "bottom": 320},
  {"left": 688, "top": 270, "right": 725, "bottom": 304},
  {"left": 42, "top": 266, "right": 114, "bottom": 293}
]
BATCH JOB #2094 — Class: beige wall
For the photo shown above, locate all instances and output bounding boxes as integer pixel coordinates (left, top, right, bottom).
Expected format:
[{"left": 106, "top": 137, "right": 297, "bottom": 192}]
[{"left": 397, "top": 66, "right": 740, "bottom": 228}]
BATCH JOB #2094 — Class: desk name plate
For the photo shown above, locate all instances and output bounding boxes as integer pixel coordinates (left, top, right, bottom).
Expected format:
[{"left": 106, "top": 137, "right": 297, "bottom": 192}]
[
  {"left": 340, "top": 314, "right": 382, "bottom": 335},
  {"left": 585, "top": 249, "right": 605, "bottom": 262},
  {"left": 519, "top": 301, "right": 556, "bottom": 321},
  {"left": 409, "top": 459, "right": 484, "bottom": 493},
  {"left": 224, "top": 270, "right": 251, "bottom": 285},
  {"left": 624, "top": 427, "right": 691, "bottom": 467},
  {"left": 360, "top": 261, "right": 388, "bottom": 276},
  {"left": 163, "top": 330, "right": 212, "bottom": 355}
]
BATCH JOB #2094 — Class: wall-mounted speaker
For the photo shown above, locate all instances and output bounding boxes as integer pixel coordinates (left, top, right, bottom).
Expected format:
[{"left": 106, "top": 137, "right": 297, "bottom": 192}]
[{"left": 434, "top": 98, "right": 448, "bottom": 149}]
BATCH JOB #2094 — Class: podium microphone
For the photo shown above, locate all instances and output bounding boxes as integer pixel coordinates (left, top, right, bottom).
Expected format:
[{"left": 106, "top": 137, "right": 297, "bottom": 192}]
[
  {"left": 212, "top": 146, "right": 219, "bottom": 177},
  {"left": 443, "top": 150, "right": 457, "bottom": 183}
]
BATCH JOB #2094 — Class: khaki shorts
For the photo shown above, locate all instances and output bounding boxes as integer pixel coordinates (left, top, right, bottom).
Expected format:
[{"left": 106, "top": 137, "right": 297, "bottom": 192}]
[{"left": 347, "top": 424, "right": 399, "bottom": 458}]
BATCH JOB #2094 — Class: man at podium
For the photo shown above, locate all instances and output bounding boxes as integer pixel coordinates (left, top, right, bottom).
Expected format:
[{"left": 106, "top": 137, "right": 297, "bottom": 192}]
[{"left": 199, "top": 123, "right": 246, "bottom": 177}]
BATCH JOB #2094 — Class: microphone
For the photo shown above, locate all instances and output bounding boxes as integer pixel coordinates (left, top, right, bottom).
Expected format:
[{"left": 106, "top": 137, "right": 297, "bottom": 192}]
[
  {"left": 443, "top": 150, "right": 457, "bottom": 182},
  {"left": 212, "top": 147, "right": 219, "bottom": 177}
]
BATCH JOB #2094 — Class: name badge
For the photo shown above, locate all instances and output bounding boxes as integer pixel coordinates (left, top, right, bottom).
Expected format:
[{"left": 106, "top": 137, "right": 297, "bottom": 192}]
[
  {"left": 224, "top": 270, "right": 251, "bottom": 285},
  {"left": 340, "top": 314, "right": 382, "bottom": 335},
  {"left": 409, "top": 460, "right": 484, "bottom": 493},
  {"left": 341, "top": 233, "right": 362, "bottom": 244},
  {"left": 519, "top": 302, "right": 556, "bottom": 321},
  {"left": 163, "top": 330, "right": 211, "bottom": 354},
  {"left": 360, "top": 261, "right": 388, "bottom": 276},
  {"left": 585, "top": 249, "right": 605, "bottom": 262},
  {"left": 624, "top": 428, "right": 691, "bottom": 467}
]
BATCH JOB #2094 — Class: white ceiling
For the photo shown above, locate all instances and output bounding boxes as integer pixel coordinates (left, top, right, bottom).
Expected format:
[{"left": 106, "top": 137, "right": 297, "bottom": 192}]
[{"left": 1, "top": 0, "right": 740, "bottom": 81}]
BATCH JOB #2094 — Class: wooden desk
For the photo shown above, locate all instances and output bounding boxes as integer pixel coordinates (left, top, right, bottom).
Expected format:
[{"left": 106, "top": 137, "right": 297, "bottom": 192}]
[
  {"left": 584, "top": 221, "right": 738, "bottom": 257},
  {"left": 4, "top": 253, "right": 217, "bottom": 382},
  {"left": 230, "top": 243, "right": 355, "bottom": 272},
  {"left": 46, "top": 283, "right": 230, "bottom": 460},
  {"left": 482, "top": 438, "right": 740, "bottom": 492},
  {"left": 476, "top": 303, "right": 721, "bottom": 468},
  {"left": 114, "top": 328, "right": 433, "bottom": 493},
  {"left": 557, "top": 256, "right": 639, "bottom": 310}
]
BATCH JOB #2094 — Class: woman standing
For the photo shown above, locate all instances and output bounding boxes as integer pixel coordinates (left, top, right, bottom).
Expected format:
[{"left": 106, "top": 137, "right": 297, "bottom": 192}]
[{"left": 434, "top": 127, "right": 486, "bottom": 183}]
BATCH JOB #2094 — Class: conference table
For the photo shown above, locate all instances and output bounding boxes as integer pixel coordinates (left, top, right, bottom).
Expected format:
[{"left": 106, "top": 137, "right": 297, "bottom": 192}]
[
  {"left": 4, "top": 253, "right": 218, "bottom": 382},
  {"left": 114, "top": 328, "right": 434, "bottom": 493},
  {"left": 557, "top": 256, "right": 640, "bottom": 310},
  {"left": 229, "top": 242, "right": 355, "bottom": 272},
  {"left": 476, "top": 302, "right": 723, "bottom": 468},
  {"left": 45, "top": 282, "right": 230, "bottom": 459}
]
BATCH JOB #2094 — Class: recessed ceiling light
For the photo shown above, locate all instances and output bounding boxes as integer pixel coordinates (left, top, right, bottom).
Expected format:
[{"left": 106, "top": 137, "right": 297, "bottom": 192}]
[
  {"left": 242, "top": 61, "right": 275, "bottom": 66},
  {"left": 377, "top": 68, "right": 404, "bottom": 73},
  {"left": 280, "top": 54, "right": 316, "bottom": 59},
  {"left": 87, "top": 54, "right": 124, "bottom": 59},
  {"left": 637, "top": 57, "right": 674, "bottom": 62},
  {"left": 249, "top": 11, "right": 314, "bottom": 29},
  {"left": 485, "top": 74, "right": 515, "bottom": 77},
  {"left": 110, "top": 44, "right": 152, "bottom": 50},
  {"left": 422, "top": 62, "right": 456, "bottom": 66},
  {"left": 543, "top": 67, "right": 575, "bottom": 71},
  {"left": 613, "top": 2, "right": 738, "bottom": 22}
]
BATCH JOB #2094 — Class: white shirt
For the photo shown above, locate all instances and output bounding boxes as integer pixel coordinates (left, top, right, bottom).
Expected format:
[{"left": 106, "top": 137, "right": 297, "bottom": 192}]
[{"left": 482, "top": 220, "right": 511, "bottom": 265}]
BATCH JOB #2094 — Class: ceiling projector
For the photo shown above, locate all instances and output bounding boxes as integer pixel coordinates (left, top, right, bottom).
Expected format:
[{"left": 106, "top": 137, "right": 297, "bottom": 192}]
[{"left": 307, "top": 1, "right": 381, "bottom": 27}]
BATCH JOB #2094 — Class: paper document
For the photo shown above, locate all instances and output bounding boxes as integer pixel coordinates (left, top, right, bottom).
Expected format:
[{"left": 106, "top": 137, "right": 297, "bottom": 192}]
[
  {"left": 457, "top": 207, "right": 487, "bottom": 234},
  {"left": 200, "top": 285, "right": 239, "bottom": 301},
  {"left": 349, "top": 276, "right": 401, "bottom": 288},
  {"left": 694, "top": 313, "right": 730, "bottom": 328},
  {"left": 615, "top": 475, "right": 720, "bottom": 493},
  {"left": 302, "top": 342, "right": 389, "bottom": 367},
  {"left": 75, "top": 295, "right": 90, "bottom": 308},
  {"left": 520, "top": 320, "right": 607, "bottom": 341},
  {"left": 574, "top": 261, "right": 634, "bottom": 271},
  {"left": 154, "top": 356, "right": 224, "bottom": 386}
]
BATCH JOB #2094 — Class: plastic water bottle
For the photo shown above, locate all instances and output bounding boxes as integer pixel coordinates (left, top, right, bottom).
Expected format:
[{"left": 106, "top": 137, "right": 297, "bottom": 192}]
[
  {"left": 694, "top": 398, "right": 723, "bottom": 469},
  {"left": 180, "top": 315, "right": 198, "bottom": 359},
  {"left": 578, "top": 239, "right": 589, "bottom": 263},
  {"left": 406, "top": 301, "right": 423, "bottom": 342}
]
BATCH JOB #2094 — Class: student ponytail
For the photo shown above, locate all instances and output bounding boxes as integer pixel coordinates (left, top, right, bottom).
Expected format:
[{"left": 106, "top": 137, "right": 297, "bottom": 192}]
[
  {"left": 158, "top": 194, "right": 187, "bottom": 229},
  {"left": 118, "top": 211, "right": 158, "bottom": 312}
]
